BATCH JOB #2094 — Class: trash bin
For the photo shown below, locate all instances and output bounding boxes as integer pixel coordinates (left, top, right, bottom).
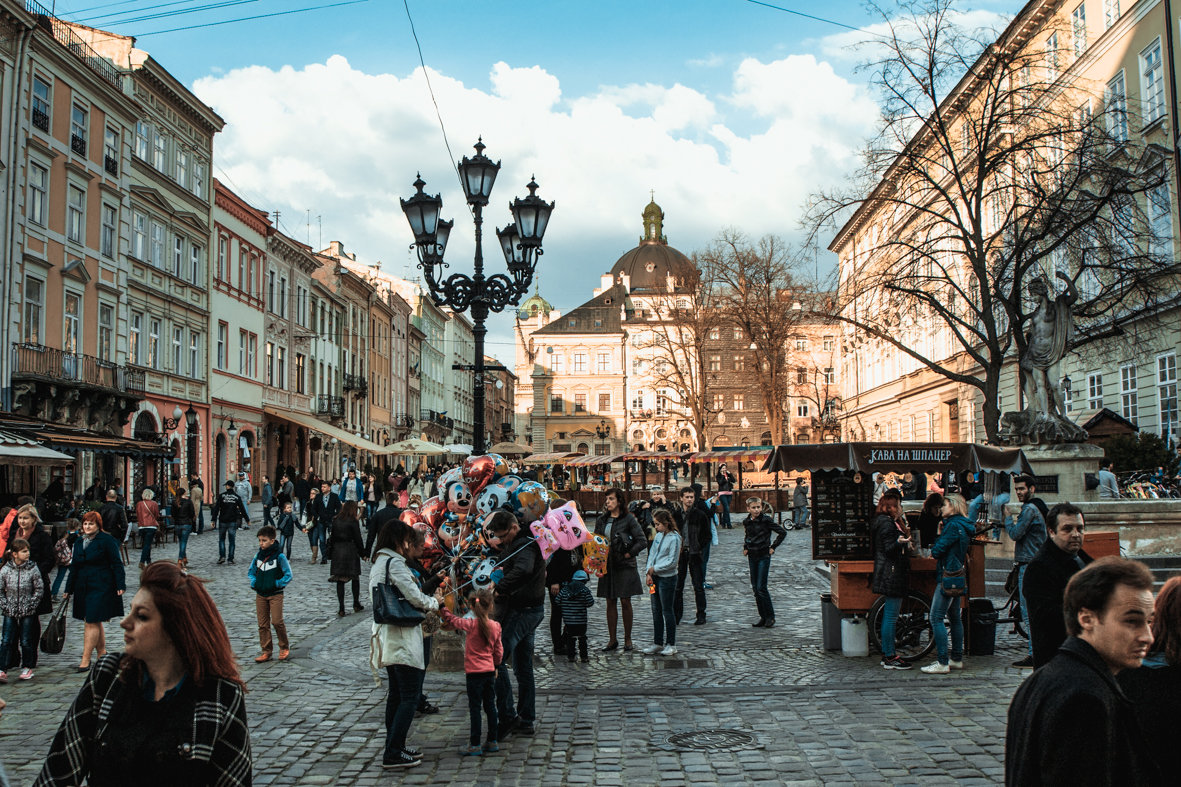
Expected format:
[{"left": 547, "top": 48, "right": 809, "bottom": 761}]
[
  {"left": 821, "top": 593, "right": 841, "bottom": 650},
  {"left": 841, "top": 615, "right": 869, "bottom": 657},
  {"left": 968, "top": 598, "right": 997, "bottom": 656}
]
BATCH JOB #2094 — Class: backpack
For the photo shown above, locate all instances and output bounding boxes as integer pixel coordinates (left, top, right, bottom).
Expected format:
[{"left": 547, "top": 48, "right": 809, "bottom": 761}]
[{"left": 54, "top": 536, "right": 73, "bottom": 567}]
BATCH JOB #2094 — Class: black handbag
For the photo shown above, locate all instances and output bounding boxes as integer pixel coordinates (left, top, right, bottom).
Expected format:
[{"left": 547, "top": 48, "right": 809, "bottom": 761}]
[
  {"left": 40, "top": 598, "right": 69, "bottom": 654},
  {"left": 372, "top": 556, "right": 426, "bottom": 627}
]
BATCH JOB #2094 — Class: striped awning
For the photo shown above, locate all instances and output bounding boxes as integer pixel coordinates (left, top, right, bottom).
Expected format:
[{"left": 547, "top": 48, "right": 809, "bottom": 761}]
[
  {"left": 689, "top": 447, "right": 773, "bottom": 464},
  {"left": 618, "top": 451, "right": 690, "bottom": 461},
  {"left": 566, "top": 453, "right": 625, "bottom": 467},
  {"left": 520, "top": 451, "right": 584, "bottom": 466}
]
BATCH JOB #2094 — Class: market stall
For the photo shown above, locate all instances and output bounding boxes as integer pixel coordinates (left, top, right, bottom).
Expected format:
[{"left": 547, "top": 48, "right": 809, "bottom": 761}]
[
  {"left": 618, "top": 450, "right": 690, "bottom": 492},
  {"left": 689, "top": 446, "right": 786, "bottom": 518},
  {"left": 762, "top": 442, "right": 1033, "bottom": 658}
]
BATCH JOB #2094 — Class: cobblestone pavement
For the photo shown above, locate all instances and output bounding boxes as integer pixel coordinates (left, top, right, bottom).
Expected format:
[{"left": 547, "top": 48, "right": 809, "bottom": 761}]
[{"left": 2, "top": 506, "right": 1030, "bottom": 785}]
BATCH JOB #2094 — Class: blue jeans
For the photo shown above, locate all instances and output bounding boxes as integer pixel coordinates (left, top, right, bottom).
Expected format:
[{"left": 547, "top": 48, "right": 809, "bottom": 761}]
[
  {"left": 702, "top": 538, "right": 712, "bottom": 583},
  {"left": 311, "top": 523, "right": 328, "bottom": 556},
  {"left": 793, "top": 506, "right": 809, "bottom": 528},
  {"left": 218, "top": 521, "right": 237, "bottom": 560},
  {"left": 196, "top": 503, "right": 205, "bottom": 534},
  {"left": 878, "top": 595, "right": 903, "bottom": 659},
  {"left": 747, "top": 553, "right": 774, "bottom": 621},
  {"left": 51, "top": 565, "right": 69, "bottom": 595},
  {"left": 139, "top": 528, "right": 156, "bottom": 564},
  {"left": 263, "top": 506, "right": 275, "bottom": 528},
  {"left": 384, "top": 664, "right": 424, "bottom": 757},
  {"left": 495, "top": 604, "right": 544, "bottom": 725},
  {"left": 1018, "top": 563, "right": 1032, "bottom": 656},
  {"left": 466, "top": 671, "right": 497, "bottom": 745},
  {"left": 0, "top": 615, "right": 38, "bottom": 670},
  {"left": 930, "top": 585, "right": 963, "bottom": 665},
  {"left": 719, "top": 494, "right": 732, "bottom": 527},
  {"left": 278, "top": 531, "right": 293, "bottom": 559},
  {"left": 176, "top": 526, "right": 192, "bottom": 561},
  {"left": 650, "top": 574, "right": 677, "bottom": 646}
]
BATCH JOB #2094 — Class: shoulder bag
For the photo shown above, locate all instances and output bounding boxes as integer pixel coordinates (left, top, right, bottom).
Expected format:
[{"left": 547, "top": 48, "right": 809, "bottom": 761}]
[
  {"left": 40, "top": 597, "right": 69, "bottom": 654},
  {"left": 940, "top": 523, "right": 970, "bottom": 597},
  {"left": 372, "top": 556, "right": 426, "bottom": 627}
]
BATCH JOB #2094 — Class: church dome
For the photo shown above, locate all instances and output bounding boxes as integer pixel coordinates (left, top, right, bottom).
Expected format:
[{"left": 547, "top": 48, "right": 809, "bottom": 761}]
[
  {"left": 517, "top": 287, "right": 553, "bottom": 320},
  {"left": 609, "top": 198, "right": 697, "bottom": 293}
]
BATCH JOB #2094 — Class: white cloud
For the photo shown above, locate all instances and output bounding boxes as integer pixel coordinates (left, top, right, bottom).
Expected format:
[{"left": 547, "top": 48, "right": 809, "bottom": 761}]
[
  {"left": 814, "top": 8, "right": 1011, "bottom": 63},
  {"left": 192, "top": 52, "right": 878, "bottom": 361}
]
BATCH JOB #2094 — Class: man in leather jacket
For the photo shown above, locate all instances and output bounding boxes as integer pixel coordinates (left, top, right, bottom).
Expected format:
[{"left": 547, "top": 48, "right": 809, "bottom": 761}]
[
  {"left": 211, "top": 481, "right": 250, "bottom": 565},
  {"left": 674, "top": 487, "right": 710, "bottom": 625},
  {"left": 1025, "top": 502, "right": 1093, "bottom": 668},
  {"left": 307, "top": 481, "right": 340, "bottom": 564}
]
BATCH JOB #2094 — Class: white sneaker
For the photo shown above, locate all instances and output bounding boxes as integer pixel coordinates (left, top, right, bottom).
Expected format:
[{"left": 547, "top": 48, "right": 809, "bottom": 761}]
[
  {"left": 949, "top": 659, "right": 964, "bottom": 670},
  {"left": 660, "top": 644, "right": 678, "bottom": 656},
  {"left": 18, "top": 668, "right": 33, "bottom": 680},
  {"left": 641, "top": 644, "right": 662, "bottom": 655},
  {"left": 921, "top": 662, "right": 950, "bottom": 674}
]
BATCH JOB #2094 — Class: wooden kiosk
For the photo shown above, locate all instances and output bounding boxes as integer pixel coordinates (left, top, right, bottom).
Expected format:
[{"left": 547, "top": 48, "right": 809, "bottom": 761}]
[{"left": 763, "top": 442, "right": 1033, "bottom": 657}]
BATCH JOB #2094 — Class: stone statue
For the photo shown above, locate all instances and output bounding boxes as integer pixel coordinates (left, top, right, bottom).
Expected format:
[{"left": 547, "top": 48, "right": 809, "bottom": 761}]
[{"left": 998, "top": 272, "right": 1088, "bottom": 444}]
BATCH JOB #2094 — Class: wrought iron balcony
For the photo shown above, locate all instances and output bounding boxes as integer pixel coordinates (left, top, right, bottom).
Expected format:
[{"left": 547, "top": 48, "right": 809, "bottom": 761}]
[
  {"left": 32, "top": 107, "right": 49, "bottom": 132},
  {"left": 70, "top": 134, "right": 86, "bottom": 157},
  {"left": 419, "top": 409, "right": 454, "bottom": 429},
  {"left": 394, "top": 413, "right": 416, "bottom": 429},
  {"left": 315, "top": 394, "right": 344, "bottom": 418},
  {"left": 11, "top": 342, "right": 144, "bottom": 393},
  {"left": 103, "top": 154, "right": 117, "bottom": 176}
]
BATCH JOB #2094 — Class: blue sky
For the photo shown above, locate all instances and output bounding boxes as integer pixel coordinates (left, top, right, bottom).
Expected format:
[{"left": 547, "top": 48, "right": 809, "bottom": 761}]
[{"left": 55, "top": 0, "right": 1020, "bottom": 364}]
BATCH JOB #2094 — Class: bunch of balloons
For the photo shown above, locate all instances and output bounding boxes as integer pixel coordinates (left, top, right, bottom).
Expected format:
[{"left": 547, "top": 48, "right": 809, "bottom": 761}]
[{"left": 404, "top": 454, "right": 602, "bottom": 606}]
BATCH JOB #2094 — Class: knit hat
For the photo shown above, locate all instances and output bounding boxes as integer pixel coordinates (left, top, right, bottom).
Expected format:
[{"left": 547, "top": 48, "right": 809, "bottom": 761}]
[
  {"left": 224, "top": 481, "right": 235, "bottom": 488},
  {"left": 572, "top": 570, "right": 589, "bottom": 582}
]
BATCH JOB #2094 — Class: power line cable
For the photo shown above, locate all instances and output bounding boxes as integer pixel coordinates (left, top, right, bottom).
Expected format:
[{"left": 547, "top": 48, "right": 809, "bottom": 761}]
[
  {"left": 131, "top": 0, "right": 368, "bottom": 36},
  {"left": 81, "top": 0, "right": 259, "bottom": 26},
  {"left": 741, "top": 0, "right": 887, "bottom": 38}
]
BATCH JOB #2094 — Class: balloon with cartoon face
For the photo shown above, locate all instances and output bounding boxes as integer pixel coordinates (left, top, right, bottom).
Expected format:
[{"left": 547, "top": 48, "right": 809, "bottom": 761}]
[
  {"left": 496, "top": 474, "right": 525, "bottom": 496},
  {"left": 474, "top": 484, "right": 512, "bottom": 519},
  {"left": 444, "top": 479, "right": 474, "bottom": 516},
  {"left": 438, "top": 466, "right": 464, "bottom": 491},
  {"left": 529, "top": 520, "right": 560, "bottom": 561},
  {"left": 418, "top": 496, "right": 447, "bottom": 529},
  {"left": 470, "top": 557, "right": 498, "bottom": 589},
  {"left": 511, "top": 481, "right": 549, "bottom": 525},
  {"left": 582, "top": 533, "right": 609, "bottom": 577},
  {"left": 437, "top": 513, "right": 461, "bottom": 549},
  {"left": 543, "top": 502, "right": 591, "bottom": 550},
  {"left": 486, "top": 453, "right": 510, "bottom": 480},
  {"left": 462, "top": 455, "right": 496, "bottom": 497}
]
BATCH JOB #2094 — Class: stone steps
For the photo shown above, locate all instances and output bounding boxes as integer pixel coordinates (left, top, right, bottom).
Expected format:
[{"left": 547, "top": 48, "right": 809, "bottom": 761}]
[{"left": 984, "top": 555, "right": 1181, "bottom": 592}]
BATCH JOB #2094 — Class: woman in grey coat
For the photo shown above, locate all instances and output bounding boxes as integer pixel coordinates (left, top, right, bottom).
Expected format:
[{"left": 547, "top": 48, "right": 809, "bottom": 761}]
[
  {"left": 593, "top": 488, "right": 647, "bottom": 652},
  {"left": 328, "top": 500, "right": 366, "bottom": 616}
]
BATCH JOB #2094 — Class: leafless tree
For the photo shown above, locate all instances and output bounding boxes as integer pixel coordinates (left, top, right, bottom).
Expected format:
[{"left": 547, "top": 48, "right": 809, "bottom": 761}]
[
  {"left": 697, "top": 229, "right": 807, "bottom": 445},
  {"left": 808, "top": 0, "right": 1179, "bottom": 443}
]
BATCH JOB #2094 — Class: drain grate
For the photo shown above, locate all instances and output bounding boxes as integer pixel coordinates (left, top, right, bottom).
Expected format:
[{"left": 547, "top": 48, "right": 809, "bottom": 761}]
[{"left": 663, "top": 729, "right": 759, "bottom": 752}]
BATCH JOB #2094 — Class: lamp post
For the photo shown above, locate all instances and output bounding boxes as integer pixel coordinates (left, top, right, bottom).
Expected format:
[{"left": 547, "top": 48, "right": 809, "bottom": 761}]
[{"left": 402, "top": 138, "right": 554, "bottom": 455}]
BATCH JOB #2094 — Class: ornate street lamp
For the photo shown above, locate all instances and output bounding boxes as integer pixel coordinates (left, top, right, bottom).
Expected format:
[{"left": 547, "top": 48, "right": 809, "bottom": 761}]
[{"left": 402, "top": 138, "right": 554, "bottom": 454}]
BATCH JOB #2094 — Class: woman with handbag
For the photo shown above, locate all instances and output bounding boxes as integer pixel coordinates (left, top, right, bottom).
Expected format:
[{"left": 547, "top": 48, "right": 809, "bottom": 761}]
[
  {"left": 39, "top": 562, "right": 251, "bottom": 785},
  {"left": 171, "top": 488, "right": 196, "bottom": 569},
  {"left": 872, "top": 490, "right": 913, "bottom": 670},
  {"left": 63, "top": 512, "right": 126, "bottom": 671},
  {"left": 593, "top": 488, "right": 647, "bottom": 652},
  {"left": 922, "top": 492, "right": 973, "bottom": 674},
  {"left": 369, "top": 519, "right": 439, "bottom": 770},
  {"left": 328, "top": 501, "right": 366, "bottom": 617}
]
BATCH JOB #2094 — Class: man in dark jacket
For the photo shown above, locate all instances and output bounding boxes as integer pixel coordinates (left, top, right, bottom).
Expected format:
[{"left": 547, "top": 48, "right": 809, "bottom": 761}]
[
  {"left": 211, "top": 481, "right": 251, "bottom": 565},
  {"left": 98, "top": 490, "right": 128, "bottom": 546},
  {"left": 293, "top": 473, "right": 311, "bottom": 524},
  {"left": 674, "top": 487, "right": 710, "bottom": 626},
  {"left": 487, "top": 510, "right": 546, "bottom": 739},
  {"left": 307, "top": 481, "right": 340, "bottom": 564},
  {"left": 365, "top": 491, "right": 402, "bottom": 558},
  {"left": 742, "top": 496, "right": 787, "bottom": 628},
  {"left": 1025, "top": 502, "right": 1093, "bottom": 668},
  {"left": 1005, "top": 557, "right": 1161, "bottom": 786}
]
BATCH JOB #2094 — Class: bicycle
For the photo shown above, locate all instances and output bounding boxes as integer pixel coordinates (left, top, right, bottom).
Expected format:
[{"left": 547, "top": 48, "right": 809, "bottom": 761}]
[{"left": 867, "top": 591, "right": 935, "bottom": 661}]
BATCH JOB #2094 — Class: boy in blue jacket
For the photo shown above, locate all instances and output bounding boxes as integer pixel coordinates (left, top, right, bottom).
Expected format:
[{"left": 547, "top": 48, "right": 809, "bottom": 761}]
[
  {"left": 555, "top": 570, "right": 595, "bottom": 663},
  {"left": 248, "top": 525, "right": 293, "bottom": 662}
]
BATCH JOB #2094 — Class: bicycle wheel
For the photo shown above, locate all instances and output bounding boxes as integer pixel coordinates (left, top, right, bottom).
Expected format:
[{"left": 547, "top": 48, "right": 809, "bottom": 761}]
[{"left": 868, "top": 592, "right": 935, "bottom": 661}]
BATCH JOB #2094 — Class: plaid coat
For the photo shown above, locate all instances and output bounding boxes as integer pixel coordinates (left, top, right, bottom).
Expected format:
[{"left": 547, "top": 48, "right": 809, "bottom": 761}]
[{"left": 35, "top": 653, "right": 251, "bottom": 786}]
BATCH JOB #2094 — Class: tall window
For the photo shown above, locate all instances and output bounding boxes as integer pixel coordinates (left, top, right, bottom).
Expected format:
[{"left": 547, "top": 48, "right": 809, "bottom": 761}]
[
  {"left": 70, "top": 104, "right": 87, "bottom": 156},
  {"left": 550, "top": 393, "right": 563, "bottom": 413},
  {"left": 823, "top": 367, "right": 836, "bottom": 384},
  {"left": 129, "top": 313, "right": 142, "bottom": 365},
  {"left": 267, "top": 271, "right": 275, "bottom": 310},
  {"left": 1142, "top": 40, "right": 1165, "bottom": 125},
  {"left": 574, "top": 393, "right": 587, "bottom": 413},
  {"left": 1045, "top": 32, "right": 1059, "bottom": 79},
  {"left": 66, "top": 186, "right": 85, "bottom": 243},
  {"left": 733, "top": 354, "right": 745, "bottom": 372},
  {"left": 150, "top": 222, "right": 165, "bottom": 266},
  {"left": 573, "top": 353, "right": 587, "bottom": 373},
  {"left": 28, "top": 163, "right": 47, "bottom": 226},
  {"left": 550, "top": 353, "right": 563, "bottom": 373},
  {"left": 713, "top": 393, "right": 724, "bottom": 410},
  {"left": 277, "top": 347, "right": 286, "bottom": 390},
  {"left": 279, "top": 277, "right": 288, "bottom": 318},
  {"left": 23, "top": 277, "right": 42, "bottom": 343},
  {"left": 1159, "top": 354, "right": 1178, "bottom": 439},
  {"left": 797, "top": 400, "right": 811, "bottom": 418},
  {"left": 1104, "top": 0, "right": 1120, "bottom": 28},
  {"left": 98, "top": 304, "right": 113, "bottom": 362},
  {"left": 237, "top": 247, "right": 245, "bottom": 291},
  {"left": 63, "top": 292, "right": 80, "bottom": 356},
  {"left": 216, "top": 322, "right": 227, "bottom": 369},
  {"left": 1106, "top": 71, "right": 1128, "bottom": 143},
  {"left": 192, "top": 158, "right": 206, "bottom": 198},
  {"left": 135, "top": 120, "right": 150, "bottom": 160},
  {"left": 295, "top": 353, "right": 306, "bottom": 393},
  {"left": 823, "top": 335, "right": 835, "bottom": 351},
  {"left": 797, "top": 366, "right": 807, "bottom": 384},
  {"left": 132, "top": 212, "right": 147, "bottom": 259},
  {"left": 31, "top": 76, "right": 50, "bottom": 131},
  {"left": 217, "top": 237, "right": 226, "bottom": 281},
  {"left": 733, "top": 394, "right": 745, "bottom": 411},
  {"left": 172, "top": 327, "right": 183, "bottom": 372},
  {"left": 631, "top": 390, "right": 644, "bottom": 411},
  {"left": 709, "top": 355, "right": 721, "bottom": 372},
  {"left": 148, "top": 319, "right": 160, "bottom": 369},
  {"left": 173, "top": 235, "right": 184, "bottom": 278},
  {"left": 296, "top": 286, "right": 308, "bottom": 326},
  {"left": 100, "top": 204, "right": 116, "bottom": 258},
  {"left": 175, "top": 148, "right": 188, "bottom": 188},
  {"left": 103, "top": 127, "right": 119, "bottom": 175},
  {"left": 265, "top": 342, "right": 274, "bottom": 385},
  {"left": 190, "top": 244, "right": 201, "bottom": 285},
  {"left": 248, "top": 334, "right": 257, "bottom": 377},
  {"left": 598, "top": 393, "right": 610, "bottom": 411},
  {"left": 189, "top": 331, "right": 199, "bottom": 377},
  {"left": 1120, "top": 363, "right": 1138, "bottom": 422},
  {"left": 239, "top": 330, "right": 247, "bottom": 375},
  {"left": 1072, "top": 3, "right": 1087, "bottom": 57},
  {"left": 1149, "top": 182, "right": 1173, "bottom": 258},
  {"left": 655, "top": 390, "right": 669, "bottom": 416},
  {"left": 153, "top": 130, "right": 167, "bottom": 171},
  {"left": 1087, "top": 372, "right": 1104, "bottom": 409},
  {"left": 596, "top": 352, "right": 610, "bottom": 373}
]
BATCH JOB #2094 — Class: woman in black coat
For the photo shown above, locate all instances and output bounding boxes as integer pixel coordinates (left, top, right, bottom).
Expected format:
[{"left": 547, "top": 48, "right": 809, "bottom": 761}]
[
  {"left": 11, "top": 504, "right": 54, "bottom": 616},
  {"left": 594, "top": 488, "right": 647, "bottom": 652},
  {"left": 871, "top": 490, "right": 913, "bottom": 670},
  {"left": 328, "top": 500, "right": 366, "bottom": 616},
  {"left": 63, "top": 511, "right": 126, "bottom": 670}
]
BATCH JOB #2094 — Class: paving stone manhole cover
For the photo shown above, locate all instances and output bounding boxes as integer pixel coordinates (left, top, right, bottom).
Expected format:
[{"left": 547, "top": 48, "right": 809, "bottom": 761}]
[{"left": 657, "top": 729, "right": 762, "bottom": 752}]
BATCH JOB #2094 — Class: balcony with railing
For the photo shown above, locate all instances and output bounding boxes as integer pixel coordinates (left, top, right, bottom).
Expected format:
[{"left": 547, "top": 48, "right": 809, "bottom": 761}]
[
  {"left": 12, "top": 342, "right": 144, "bottom": 393},
  {"left": 26, "top": 1, "right": 122, "bottom": 89},
  {"left": 70, "top": 134, "right": 86, "bottom": 156},
  {"left": 419, "top": 409, "right": 454, "bottom": 430},
  {"left": 393, "top": 413, "right": 416, "bottom": 429},
  {"left": 343, "top": 374, "right": 368, "bottom": 398},
  {"left": 315, "top": 394, "right": 345, "bottom": 418},
  {"left": 32, "top": 107, "right": 49, "bottom": 132},
  {"left": 103, "top": 154, "right": 117, "bottom": 176}
]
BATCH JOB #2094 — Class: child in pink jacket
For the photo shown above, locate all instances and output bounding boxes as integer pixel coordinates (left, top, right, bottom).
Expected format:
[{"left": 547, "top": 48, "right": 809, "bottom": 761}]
[{"left": 439, "top": 588, "right": 504, "bottom": 756}]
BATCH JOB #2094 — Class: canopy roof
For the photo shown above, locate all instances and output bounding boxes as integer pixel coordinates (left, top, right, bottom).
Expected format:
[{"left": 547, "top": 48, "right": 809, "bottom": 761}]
[
  {"left": 383, "top": 437, "right": 447, "bottom": 456},
  {"left": 566, "top": 453, "right": 625, "bottom": 467},
  {"left": 521, "top": 451, "right": 583, "bottom": 466},
  {"left": 618, "top": 450, "right": 690, "bottom": 461},
  {"left": 263, "top": 405, "right": 390, "bottom": 454},
  {"left": 762, "top": 442, "right": 1032, "bottom": 475},
  {"left": 0, "top": 428, "right": 74, "bottom": 466},
  {"left": 488, "top": 441, "right": 533, "bottom": 457},
  {"left": 690, "top": 447, "right": 773, "bottom": 464}
]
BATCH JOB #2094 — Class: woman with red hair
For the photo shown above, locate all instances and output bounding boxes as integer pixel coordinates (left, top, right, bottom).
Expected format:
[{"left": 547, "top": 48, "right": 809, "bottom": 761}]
[
  {"left": 63, "top": 511, "right": 125, "bottom": 671},
  {"left": 1120, "top": 575, "right": 1181, "bottom": 776},
  {"left": 38, "top": 562, "right": 251, "bottom": 786}
]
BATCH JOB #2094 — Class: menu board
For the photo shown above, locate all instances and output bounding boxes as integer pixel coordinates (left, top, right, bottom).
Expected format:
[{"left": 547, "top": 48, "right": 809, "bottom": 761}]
[{"left": 811, "top": 469, "right": 875, "bottom": 561}]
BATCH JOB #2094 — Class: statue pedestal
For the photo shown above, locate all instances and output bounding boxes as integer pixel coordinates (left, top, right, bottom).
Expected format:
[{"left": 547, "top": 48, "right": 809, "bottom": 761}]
[{"left": 1020, "top": 442, "right": 1104, "bottom": 503}]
